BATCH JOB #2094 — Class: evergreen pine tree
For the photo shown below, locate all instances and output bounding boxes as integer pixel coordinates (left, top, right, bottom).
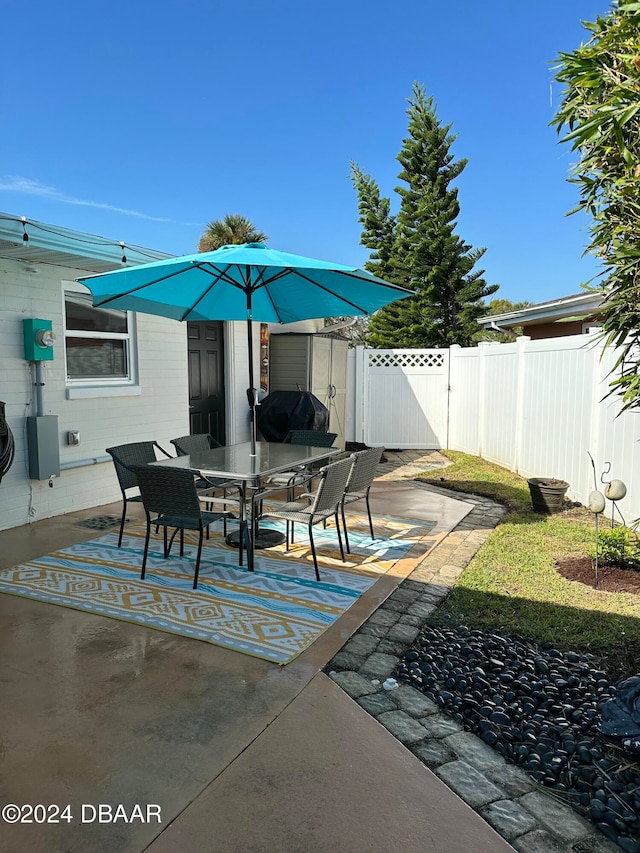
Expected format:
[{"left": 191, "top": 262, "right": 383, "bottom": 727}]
[
  {"left": 351, "top": 83, "right": 498, "bottom": 348},
  {"left": 349, "top": 164, "right": 396, "bottom": 282}
]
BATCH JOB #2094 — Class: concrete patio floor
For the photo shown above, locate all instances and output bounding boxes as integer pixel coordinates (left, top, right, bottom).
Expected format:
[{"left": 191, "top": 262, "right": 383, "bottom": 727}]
[{"left": 0, "top": 457, "right": 513, "bottom": 853}]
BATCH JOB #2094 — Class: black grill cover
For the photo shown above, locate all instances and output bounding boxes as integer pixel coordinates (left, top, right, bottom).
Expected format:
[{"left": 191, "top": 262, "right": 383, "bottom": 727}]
[{"left": 257, "top": 391, "right": 329, "bottom": 442}]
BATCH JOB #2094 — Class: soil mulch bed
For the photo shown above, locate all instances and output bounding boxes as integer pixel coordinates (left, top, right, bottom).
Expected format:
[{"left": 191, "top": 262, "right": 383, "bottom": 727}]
[
  {"left": 556, "top": 556, "right": 640, "bottom": 682},
  {"left": 557, "top": 556, "right": 640, "bottom": 595}
]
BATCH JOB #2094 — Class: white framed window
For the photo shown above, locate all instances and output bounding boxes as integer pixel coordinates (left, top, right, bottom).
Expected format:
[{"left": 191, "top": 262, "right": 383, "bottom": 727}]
[{"left": 63, "top": 282, "right": 140, "bottom": 398}]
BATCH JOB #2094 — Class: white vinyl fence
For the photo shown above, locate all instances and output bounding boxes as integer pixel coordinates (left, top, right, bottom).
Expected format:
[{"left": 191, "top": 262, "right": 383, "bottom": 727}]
[{"left": 347, "top": 336, "right": 640, "bottom": 522}]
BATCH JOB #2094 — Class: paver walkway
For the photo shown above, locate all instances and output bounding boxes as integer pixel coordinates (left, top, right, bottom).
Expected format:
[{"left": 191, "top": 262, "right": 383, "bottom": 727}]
[{"left": 328, "top": 451, "right": 620, "bottom": 853}]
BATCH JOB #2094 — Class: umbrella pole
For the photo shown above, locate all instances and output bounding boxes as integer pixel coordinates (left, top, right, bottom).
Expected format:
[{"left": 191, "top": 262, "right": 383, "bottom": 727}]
[{"left": 246, "top": 296, "right": 257, "bottom": 457}]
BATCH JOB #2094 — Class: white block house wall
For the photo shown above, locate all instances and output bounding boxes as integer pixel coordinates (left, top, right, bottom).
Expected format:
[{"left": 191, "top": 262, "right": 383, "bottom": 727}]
[{"left": 0, "top": 257, "right": 190, "bottom": 531}]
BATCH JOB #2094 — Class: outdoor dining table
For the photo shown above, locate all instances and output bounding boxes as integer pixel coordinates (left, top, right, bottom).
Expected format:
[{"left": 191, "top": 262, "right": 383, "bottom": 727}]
[{"left": 150, "top": 440, "right": 340, "bottom": 571}]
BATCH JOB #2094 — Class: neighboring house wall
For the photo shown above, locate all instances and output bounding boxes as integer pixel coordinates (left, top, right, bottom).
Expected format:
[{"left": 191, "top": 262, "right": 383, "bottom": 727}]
[
  {"left": 525, "top": 320, "right": 584, "bottom": 339},
  {"left": 483, "top": 302, "right": 606, "bottom": 340},
  {"left": 0, "top": 258, "right": 189, "bottom": 532}
]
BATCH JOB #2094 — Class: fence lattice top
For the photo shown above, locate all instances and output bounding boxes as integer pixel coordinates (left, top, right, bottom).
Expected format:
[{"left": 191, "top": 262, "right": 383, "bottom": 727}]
[{"left": 367, "top": 351, "right": 446, "bottom": 368}]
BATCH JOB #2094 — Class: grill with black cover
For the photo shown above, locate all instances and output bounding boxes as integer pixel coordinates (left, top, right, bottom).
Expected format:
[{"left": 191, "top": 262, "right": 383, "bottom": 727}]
[{"left": 257, "top": 390, "right": 329, "bottom": 442}]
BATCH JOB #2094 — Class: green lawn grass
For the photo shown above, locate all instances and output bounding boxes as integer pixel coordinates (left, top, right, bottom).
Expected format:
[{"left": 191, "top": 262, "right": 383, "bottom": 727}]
[{"left": 417, "top": 452, "right": 640, "bottom": 668}]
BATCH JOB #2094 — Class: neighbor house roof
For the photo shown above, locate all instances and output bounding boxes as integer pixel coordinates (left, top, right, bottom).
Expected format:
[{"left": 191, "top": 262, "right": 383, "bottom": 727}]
[
  {"left": 477, "top": 292, "right": 606, "bottom": 331},
  {"left": 0, "top": 211, "right": 173, "bottom": 272}
]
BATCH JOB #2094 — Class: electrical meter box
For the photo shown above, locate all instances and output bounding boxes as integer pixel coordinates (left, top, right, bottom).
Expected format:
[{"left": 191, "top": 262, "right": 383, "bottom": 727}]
[{"left": 23, "top": 318, "right": 55, "bottom": 361}]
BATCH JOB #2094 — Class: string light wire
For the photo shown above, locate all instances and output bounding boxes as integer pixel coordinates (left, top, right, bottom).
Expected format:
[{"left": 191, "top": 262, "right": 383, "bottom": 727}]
[{"left": 0, "top": 213, "right": 173, "bottom": 263}]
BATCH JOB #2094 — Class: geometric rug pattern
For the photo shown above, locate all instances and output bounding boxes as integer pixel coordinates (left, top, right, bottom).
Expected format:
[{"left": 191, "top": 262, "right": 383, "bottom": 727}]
[{"left": 0, "top": 512, "right": 438, "bottom": 665}]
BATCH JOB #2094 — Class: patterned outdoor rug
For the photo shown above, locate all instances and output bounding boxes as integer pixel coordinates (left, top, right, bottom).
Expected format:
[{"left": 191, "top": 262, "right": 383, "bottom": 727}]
[{"left": 0, "top": 512, "right": 438, "bottom": 665}]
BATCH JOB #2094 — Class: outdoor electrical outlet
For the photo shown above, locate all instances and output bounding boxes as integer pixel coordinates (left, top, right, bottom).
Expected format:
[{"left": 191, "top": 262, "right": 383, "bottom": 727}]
[
  {"left": 48, "top": 475, "right": 56, "bottom": 488},
  {"left": 67, "top": 430, "right": 80, "bottom": 446}
]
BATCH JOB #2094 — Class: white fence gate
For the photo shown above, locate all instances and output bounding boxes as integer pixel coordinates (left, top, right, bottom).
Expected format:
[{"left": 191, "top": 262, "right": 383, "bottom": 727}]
[
  {"left": 346, "top": 337, "right": 640, "bottom": 522},
  {"left": 347, "top": 348, "right": 449, "bottom": 449}
]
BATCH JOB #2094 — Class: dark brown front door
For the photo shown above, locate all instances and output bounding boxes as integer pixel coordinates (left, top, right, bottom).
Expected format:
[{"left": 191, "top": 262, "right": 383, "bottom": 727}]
[{"left": 187, "top": 321, "right": 225, "bottom": 444}]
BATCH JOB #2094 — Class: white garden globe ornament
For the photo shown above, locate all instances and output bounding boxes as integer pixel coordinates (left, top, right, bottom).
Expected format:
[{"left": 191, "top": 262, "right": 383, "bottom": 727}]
[
  {"left": 588, "top": 490, "right": 606, "bottom": 514},
  {"left": 604, "top": 479, "right": 627, "bottom": 502}
]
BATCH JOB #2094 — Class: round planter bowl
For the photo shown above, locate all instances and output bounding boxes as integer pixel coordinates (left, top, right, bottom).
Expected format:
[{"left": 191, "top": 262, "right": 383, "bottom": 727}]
[{"left": 527, "top": 478, "right": 569, "bottom": 514}]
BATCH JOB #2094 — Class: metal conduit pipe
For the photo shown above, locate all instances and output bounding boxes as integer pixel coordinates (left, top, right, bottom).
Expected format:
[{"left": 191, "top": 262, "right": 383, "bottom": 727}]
[
  {"left": 34, "top": 362, "right": 45, "bottom": 416},
  {"left": 60, "top": 455, "right": 111, "bottom": 471}
]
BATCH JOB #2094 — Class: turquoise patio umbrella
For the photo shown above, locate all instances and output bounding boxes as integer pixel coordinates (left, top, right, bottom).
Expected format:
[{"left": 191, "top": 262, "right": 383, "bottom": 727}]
[{"left": 78, "top": 242, "right": 413, "bottom": 454}]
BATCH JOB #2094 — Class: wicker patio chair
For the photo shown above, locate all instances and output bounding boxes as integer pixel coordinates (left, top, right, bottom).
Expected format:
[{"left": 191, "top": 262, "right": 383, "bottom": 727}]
[
  {"left": 170, "top": 433, "right": 243, "bottom": 534},
  {"left": 339, "top": 447, "right": 383, "bottom": 553},
  {"left": 254, "top": 455, "right": 354, "bottom": 581},
  {"left": 283, "top": 430, "right": 338, "bottom": 447},
  {"left": 131, "top": 464, "right": 240, "bottom": 589},
  {"left": 106, "top": 441, "right": 172, "bottom": 547},
  {"left": 267, "top": 430, "right": 339, "bottom": 498},
  {"left": 170, "top": 433, "right": 222, "bottom": 456}
]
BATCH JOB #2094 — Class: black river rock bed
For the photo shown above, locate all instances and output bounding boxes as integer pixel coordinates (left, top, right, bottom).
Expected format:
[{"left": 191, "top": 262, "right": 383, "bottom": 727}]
[{"left": 394, "top": 623, "right": 640, "bottom": 852}]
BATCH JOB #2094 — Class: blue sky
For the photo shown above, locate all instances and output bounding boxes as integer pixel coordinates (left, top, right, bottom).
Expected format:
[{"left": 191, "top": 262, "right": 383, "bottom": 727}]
[{"left": 1, "top": 0, "right": 609, "bottom": 303}]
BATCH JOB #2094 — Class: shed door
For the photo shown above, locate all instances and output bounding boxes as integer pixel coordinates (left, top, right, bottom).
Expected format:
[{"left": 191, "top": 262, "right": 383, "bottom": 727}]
[{"left": 187, "top": 322, "right": 225, "bottom": 444}]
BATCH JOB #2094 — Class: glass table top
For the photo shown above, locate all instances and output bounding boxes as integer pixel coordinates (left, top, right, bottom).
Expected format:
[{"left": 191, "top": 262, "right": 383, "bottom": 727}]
[{"left": 151, "top": 441, "right": 340, "bottom": 483}]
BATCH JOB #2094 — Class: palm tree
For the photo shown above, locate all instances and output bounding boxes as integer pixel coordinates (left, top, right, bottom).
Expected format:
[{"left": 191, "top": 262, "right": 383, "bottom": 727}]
[{"left": 198, "top": 214, "right": 268, "bottom": 252}]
